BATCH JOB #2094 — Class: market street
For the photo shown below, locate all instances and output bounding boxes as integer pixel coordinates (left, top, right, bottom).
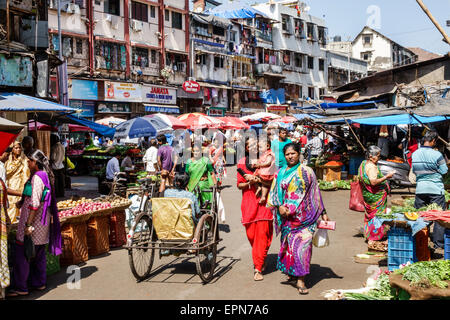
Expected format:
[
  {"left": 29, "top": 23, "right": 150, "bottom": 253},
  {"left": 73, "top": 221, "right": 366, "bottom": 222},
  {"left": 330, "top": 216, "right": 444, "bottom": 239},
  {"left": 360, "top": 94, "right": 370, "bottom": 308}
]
[{"left": 17, "top": 166, "right": 410, "bottom": 300}]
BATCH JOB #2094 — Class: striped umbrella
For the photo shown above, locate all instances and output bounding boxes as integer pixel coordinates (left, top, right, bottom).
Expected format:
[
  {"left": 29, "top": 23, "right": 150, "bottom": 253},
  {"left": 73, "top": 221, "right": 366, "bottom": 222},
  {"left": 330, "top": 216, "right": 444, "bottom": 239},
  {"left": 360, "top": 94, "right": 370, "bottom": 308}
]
[
  {"left": 114, "top": 116, "right": 172, "bottom": 139},
  {"left": 177, "top": 113, "right": 224, "bottom": 129},
  {"left": 95, "top": 116, "right": 126, "bottom": 127},
  {"left": 145, "top": 113, "right": 188, "bottom": 130},
  {"left": 240, "top": 112, "right": 281, "bottom": 124},
  {"left": 217, "top": 117, "right": 250, "bottom": 130}
]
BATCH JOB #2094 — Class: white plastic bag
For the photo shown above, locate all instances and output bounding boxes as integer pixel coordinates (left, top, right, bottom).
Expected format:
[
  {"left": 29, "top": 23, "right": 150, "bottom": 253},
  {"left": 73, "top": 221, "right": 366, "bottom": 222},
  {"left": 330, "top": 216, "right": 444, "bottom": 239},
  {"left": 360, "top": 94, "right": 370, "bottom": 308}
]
[{"left": 313, "top": 228, "right": 330, "bottom": 248}]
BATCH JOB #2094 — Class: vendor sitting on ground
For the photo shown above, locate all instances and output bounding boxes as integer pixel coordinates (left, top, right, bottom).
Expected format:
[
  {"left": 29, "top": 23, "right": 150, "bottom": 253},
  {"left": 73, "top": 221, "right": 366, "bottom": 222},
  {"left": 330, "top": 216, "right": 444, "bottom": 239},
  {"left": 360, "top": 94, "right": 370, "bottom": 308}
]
[{"left": 164, "top": 172, "right": 200, "bottom": 223}]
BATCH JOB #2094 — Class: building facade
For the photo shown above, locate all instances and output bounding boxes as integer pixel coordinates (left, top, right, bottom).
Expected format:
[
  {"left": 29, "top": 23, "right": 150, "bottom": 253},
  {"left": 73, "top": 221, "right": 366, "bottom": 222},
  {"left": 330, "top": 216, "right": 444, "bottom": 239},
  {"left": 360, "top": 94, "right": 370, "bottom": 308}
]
[
  {"left": 47, "top": 0, "right": 190, "bottom": 121},
  {"left": 327, "top": 51, "right": 368, "bottom": 90},
  {"left": 253, "top": 1, "right": 328, "bottom": 113},
  {"left": 352, "top": 26, "right": 417, "bottom": 74}
]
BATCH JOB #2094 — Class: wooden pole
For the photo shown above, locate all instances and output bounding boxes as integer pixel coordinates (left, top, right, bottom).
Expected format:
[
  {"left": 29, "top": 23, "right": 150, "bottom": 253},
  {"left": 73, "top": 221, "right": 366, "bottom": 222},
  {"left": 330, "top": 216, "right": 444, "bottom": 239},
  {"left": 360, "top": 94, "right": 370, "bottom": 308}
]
[{"left": 416, "top": 0, "right": 450, "bottom": 44}]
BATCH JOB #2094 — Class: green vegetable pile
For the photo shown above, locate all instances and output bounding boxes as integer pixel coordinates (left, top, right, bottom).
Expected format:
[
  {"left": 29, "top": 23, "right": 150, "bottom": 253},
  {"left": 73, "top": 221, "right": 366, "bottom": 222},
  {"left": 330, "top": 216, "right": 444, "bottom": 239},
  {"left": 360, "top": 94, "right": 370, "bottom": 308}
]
[
  {"left": 318, "top": 180, "right": 336, "bottom": 190},
  {"left": 395, "top": 260, "right": 450, "bottom": 289},
  {"left": 344, "top": 274, "right": 396, "bottom": 300},
  {"left": 391, "top": 198, "right": 443, "bottom": 214},
  {"left": 335, "top": 180, "right": 351, "bottom": 190},
  {"left": 445, "top": 190, "right": 450, "bottom": 202}
]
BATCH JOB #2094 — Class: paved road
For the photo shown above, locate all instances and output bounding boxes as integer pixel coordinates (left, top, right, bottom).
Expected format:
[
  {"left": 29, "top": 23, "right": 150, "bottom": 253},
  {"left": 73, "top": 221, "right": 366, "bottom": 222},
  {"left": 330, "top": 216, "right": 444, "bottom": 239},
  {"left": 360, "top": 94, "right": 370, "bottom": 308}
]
[{"left": 21, "top": 166, "right": 401, "bottom": 300}]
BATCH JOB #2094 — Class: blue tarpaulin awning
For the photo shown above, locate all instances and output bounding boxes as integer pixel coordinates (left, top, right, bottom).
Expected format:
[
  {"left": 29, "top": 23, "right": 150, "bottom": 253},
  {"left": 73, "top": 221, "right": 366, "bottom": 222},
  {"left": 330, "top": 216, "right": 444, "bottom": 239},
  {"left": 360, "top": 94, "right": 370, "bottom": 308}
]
[
  {"left": 296, "top": 100, "right": 384, "bottom": 110},
  {"left": 67, "top": 114, "right": 116, "bottom": 138},
  {"left": 205, "top": 1, "right": 270, "bottom": 19},
  {"left": 293, "top": 114, "right": 324, "bottom": 120},
  {"left": 326, "top": 113, "right": 448, "bottom": 125},
  {"left": 0, "top": 92, "right": 77, "bottom": 112}
]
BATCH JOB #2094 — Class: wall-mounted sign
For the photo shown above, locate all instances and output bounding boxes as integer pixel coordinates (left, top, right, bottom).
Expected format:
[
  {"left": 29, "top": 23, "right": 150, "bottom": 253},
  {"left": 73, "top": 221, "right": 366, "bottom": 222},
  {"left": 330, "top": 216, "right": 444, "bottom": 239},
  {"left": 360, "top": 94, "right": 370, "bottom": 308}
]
[
  {"left": 208, "top": 107, "right": 225, "bottom": 117},
  {"left": 144, "top": 105, "right": 180, "bottom": 114},
  {"left": 182, "top": 80, "right": 201, "bottom": 94},
  {"left": 104, "top": 81, "right": 142, "bottom": 102},
  {"left": 69, "top": 100, "right": 96, "bottom": 118},
  {"left": 97, "top": 102, "right": 131, "bottom": 113},
  {"left": 70, "top": 79, "right": 98, "bottom": 100},
  {"left": 142, "top": 85, "right": 177, "bottom": 105}
]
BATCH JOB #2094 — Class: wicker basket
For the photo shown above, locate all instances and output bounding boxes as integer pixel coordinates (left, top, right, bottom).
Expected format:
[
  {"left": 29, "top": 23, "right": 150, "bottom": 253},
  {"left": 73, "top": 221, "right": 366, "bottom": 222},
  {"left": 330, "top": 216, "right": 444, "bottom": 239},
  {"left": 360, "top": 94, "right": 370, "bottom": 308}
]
[
  {"left": 60, "top": 212, "right": 93, "bottom": 225},
  {"left": 109, "top": 210, "right": 127, "bottom": 248},
  {"left": 91, "top": 207, "right": 114, "bottom": 217},
  {"left": 60, "top": 222, "right": 89, "bottom": 266},
  {"left": 87, "top": 216, "right": 110, "bottom": 257}
]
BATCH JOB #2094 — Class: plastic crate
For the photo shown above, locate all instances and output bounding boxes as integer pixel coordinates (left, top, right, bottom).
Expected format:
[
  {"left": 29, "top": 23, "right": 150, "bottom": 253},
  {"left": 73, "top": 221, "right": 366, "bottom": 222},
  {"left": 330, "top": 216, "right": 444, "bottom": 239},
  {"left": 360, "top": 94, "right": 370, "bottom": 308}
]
[
  {"left": 388, "top": 227, "right": 417, "bottom": 271},
  {"left": 445, "top": 229, "right": 450, "bottom": 260}
]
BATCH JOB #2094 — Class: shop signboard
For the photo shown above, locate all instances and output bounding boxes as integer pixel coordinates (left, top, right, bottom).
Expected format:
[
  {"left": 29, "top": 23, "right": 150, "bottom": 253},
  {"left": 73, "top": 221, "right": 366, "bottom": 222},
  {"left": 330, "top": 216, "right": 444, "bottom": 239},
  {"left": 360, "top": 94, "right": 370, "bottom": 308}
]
[
  {"left": 182, "top": 80, "right": 201, "bottom": 94},
  {"left": 208, "top": 107, "right": 225, "bottom": 117},
  {"left": 69, "top": 100, "right": 96, "bottom": 118},
  {"left": 97, "top": 102, "right": 131, "bottom": 113},
  {"left": 105, "top": 81, "right": 142, "bottom": 102},
  {"left": 144, "top": 105, "right": 180, "bottom": 114},
  {"left": 142, "top": 85, "right": 177, "bottom": 105},
  {"left": 70, "top": 79, "right": 98, "bottom": 100},
  {"left": 266, "top": 104, "right": 288, "bottom": 116}
]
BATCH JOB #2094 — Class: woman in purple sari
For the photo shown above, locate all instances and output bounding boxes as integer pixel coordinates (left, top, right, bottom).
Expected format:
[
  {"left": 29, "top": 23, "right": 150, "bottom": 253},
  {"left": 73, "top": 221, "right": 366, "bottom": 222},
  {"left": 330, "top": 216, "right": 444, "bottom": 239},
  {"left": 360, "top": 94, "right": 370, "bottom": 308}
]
[
  {"left": 7, "top": 149, "right": 61, "bottom": 296},
  {"left": 267, "top": 143, "right": 329, "bottom": 295}
]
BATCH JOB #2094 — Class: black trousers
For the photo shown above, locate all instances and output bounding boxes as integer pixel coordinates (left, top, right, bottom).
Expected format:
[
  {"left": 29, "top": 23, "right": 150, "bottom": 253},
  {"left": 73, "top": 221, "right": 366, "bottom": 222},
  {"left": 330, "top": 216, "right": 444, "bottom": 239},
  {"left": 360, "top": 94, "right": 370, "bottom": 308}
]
[
  {"left": 414, "top": 193, "right": 447, "bottom": 249},
  {"left": 53, "top": 168, "right": 65, "bottom": 198}
]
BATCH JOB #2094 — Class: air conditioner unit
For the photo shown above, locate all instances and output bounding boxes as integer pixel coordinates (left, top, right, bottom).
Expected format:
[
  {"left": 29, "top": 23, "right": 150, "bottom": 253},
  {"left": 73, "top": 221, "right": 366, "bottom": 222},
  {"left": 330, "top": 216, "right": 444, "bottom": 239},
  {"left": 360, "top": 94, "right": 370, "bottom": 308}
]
[
  {"left": 104, "top": 14, "right": 112, "bottom": 23},
  {"left": 131, "top": 19, "right": 143, "bottom": 32},
  {"left": 67, "top": 3, "right": 80, "bottom": 14}
]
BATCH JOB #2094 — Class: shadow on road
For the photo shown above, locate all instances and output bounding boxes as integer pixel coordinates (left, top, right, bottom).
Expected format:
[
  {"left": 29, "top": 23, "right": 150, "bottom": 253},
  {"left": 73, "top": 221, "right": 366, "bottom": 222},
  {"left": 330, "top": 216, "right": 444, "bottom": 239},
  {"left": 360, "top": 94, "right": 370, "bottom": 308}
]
[
  {"left": 15, "top": 265, "right": 99, "bottom": 300},
  {"left": 306, "top": 264, "right": 343, "bottom": 288},
  {"left": 140, "top": 252, "right": 240, "bottom": 285}
]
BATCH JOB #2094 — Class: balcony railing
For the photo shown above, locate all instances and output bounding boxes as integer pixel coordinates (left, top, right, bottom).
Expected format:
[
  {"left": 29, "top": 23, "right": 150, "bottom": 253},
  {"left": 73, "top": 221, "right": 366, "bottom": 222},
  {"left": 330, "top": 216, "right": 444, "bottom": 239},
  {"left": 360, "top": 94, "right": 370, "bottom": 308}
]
[
  {"left": 256, "top": 30, "right": 272, "bottom": 42},
  {"left": 256, "top": 64, "right": 283, "bottom": 75}
]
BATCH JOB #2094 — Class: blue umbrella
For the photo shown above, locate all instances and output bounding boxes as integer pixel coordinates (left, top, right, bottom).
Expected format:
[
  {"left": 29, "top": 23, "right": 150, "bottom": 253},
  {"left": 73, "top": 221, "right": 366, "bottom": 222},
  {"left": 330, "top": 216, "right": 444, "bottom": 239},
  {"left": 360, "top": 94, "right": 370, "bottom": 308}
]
[{"left": 114, "top": 116, "right": 172, "bottom": 139}]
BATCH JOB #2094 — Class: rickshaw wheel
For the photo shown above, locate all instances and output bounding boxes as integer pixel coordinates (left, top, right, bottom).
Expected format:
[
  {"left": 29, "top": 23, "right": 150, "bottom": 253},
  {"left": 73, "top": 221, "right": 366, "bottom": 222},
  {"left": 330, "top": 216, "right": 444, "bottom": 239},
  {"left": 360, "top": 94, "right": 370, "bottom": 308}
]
[
  {"left": 128, "top": 213, "right": 156, "bottom": 281},
  {"left": 195, "top": 214, "right": 217, "bottom": 283}
]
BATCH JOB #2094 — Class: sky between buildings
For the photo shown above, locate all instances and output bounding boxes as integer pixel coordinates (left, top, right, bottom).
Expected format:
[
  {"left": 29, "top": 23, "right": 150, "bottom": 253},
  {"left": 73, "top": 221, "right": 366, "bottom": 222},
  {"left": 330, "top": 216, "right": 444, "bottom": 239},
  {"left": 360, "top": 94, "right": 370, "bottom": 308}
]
[{"left": 238, "top": 0, "right": 450, "bottom": 55}]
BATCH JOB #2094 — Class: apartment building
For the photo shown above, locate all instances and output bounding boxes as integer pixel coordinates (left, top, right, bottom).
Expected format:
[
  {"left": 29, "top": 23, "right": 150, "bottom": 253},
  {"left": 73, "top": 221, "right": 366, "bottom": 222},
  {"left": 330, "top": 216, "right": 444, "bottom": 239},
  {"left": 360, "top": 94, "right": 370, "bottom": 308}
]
[
  {"left": 47, "top": 0, "right": 190, "bottom": 120},
  {"left": 326, "top": 51, "right": 368, "bottom": 91},
  {"left": 253, "top": 0, "right": 328, "bottom": 112},
  {"left": 352, "top": 26, "right": 417, "bottom": 74}
]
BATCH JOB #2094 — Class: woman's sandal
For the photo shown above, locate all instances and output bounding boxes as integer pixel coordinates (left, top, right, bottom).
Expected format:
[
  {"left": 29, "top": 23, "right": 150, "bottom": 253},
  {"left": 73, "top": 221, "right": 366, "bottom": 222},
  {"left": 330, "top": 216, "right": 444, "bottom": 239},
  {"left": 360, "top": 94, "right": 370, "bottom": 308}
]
[
  {"left": 253, "top": 270, "right": 264, "bottom": 281},
  {"left": 33, "top": 286, "right": 46, "bottom": 291},
  {"left": 297, "top": 286, "right": 309, "bottom": 295},
  {"left": 7, "top": 291, "right": 29, "bottom": 297}
]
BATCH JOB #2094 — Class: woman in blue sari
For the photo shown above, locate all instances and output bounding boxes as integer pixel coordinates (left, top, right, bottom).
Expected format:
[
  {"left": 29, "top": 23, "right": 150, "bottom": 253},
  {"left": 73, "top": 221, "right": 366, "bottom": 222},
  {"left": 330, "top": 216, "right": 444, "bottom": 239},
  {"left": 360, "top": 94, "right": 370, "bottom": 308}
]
[{"left": 267, "top": 143, "right": 329, "bottom": 295}]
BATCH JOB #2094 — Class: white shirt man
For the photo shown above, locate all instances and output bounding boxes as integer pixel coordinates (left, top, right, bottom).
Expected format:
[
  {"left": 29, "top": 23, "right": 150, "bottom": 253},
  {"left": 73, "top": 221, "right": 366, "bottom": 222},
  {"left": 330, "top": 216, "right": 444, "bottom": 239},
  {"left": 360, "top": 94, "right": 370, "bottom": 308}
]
[
  {"left": 143, "top": 145, "right": 158, "bottom": 172},
  {"left": 51, "top": 142, "right": 65, "bottom": 170},
  {"left": 106, "top": 155, "right": 120, "bottom": 180}
]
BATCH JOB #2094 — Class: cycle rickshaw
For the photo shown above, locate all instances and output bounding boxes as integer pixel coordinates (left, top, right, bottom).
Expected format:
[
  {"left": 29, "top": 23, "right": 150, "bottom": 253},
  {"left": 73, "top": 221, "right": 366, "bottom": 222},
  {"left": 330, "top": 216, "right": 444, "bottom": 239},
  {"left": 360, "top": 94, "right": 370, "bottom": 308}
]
[{"left": 125, "top": 178, "right": 224, "bottom": 283}]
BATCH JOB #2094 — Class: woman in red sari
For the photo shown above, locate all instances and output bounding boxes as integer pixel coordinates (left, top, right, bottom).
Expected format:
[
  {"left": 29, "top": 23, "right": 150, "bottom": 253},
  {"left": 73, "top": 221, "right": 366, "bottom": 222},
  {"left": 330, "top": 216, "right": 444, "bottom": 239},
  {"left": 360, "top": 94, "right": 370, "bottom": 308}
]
[{"left": 237, "top": 138, "right": 273, "bottom": 281}]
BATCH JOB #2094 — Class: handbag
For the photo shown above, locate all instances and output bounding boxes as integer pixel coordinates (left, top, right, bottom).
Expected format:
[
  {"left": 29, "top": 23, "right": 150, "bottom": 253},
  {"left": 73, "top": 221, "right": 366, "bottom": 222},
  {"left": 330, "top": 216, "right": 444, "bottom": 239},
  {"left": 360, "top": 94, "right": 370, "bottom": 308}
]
[
  {"left": 349, "top": 181, "right": 365, "bottom": 212},
  {"left": 318, "top": 220, "right": 336, "bottom": 230},
  {"left": 24, "top": 235, "right": 36, "bottom": 262}
]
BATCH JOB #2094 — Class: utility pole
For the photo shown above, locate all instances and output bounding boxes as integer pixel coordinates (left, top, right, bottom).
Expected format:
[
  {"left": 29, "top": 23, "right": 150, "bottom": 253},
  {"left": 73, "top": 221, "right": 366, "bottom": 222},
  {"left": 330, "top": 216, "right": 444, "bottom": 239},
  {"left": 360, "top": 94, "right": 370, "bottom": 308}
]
[
  {"left": 57, "top": 0, "right": 63, "bottom": 104},
  {"left": 416, "top": 0, "right": 450, "bottom": 44}
]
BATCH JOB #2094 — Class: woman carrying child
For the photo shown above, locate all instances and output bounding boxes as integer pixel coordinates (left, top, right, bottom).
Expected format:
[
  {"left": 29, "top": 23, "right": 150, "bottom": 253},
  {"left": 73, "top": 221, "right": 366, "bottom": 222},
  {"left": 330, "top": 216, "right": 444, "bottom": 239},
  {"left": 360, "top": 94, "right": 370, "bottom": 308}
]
[{"left": 253, "top": 139, "right": 276, "bottom": 204}]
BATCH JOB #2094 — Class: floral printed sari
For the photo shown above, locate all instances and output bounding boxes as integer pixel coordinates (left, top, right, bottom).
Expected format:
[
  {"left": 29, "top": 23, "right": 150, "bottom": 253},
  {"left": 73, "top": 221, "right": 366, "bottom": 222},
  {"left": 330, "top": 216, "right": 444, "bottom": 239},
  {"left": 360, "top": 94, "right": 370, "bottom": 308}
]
[
  {"left": 358, "top": 160, "right": 389, "bottom": 241},
  {"left": 267, "top": 163, "right": 325, "bottom": 277}
]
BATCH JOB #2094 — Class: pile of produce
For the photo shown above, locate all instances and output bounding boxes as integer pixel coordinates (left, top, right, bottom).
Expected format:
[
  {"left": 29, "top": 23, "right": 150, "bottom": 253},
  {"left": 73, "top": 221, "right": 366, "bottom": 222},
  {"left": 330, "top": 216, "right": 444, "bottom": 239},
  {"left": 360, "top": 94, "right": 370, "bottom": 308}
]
[
  {"left": 84, "top": 145, "right": 101, "bottom": 152},
  {"left": 335, "top": 180, "right": 351, "bottom": 190},
  {"left": 391, "top": 198, "right": 443, "bottom": 214},
  {"left": 420, "top": 209, "right": 450, "bottom": 223},
  {"left": 318, "top": 180, "right": 337, "bottom": 190},
  {"left": 57, "top": 197, "right": 93, "bottom": 210},
  {"left": 58, "top": 202, "right": 112, "bottom": 218},
  {"left": 95, "top": 195, "right": 131, "bottom": 208},
  {"left": 394, "top": 260, "right": 450, "bottom": 289},
  {"left": 324, "top": 161, "right": 344, "bottom": 167},
  {"left": 136, "top": 171, "right": 148, "bottom": 179},
  {"left": 344, "top": 273, "right": 396, "bottom": 300}
]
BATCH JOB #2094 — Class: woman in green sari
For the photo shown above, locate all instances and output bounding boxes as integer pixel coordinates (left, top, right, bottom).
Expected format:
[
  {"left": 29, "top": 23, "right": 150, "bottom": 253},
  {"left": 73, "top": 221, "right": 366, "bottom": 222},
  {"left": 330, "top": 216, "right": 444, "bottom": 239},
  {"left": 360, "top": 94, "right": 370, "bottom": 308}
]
[{"left": 185, "top": 145, "right": 217, "bottom": 205}]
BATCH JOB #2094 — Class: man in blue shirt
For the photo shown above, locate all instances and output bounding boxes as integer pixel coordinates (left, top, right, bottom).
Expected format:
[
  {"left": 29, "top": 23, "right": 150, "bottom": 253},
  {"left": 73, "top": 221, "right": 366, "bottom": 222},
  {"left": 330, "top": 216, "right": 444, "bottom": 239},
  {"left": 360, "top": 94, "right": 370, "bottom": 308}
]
[
  {"left": 271, "top": 127, "right": 292, "bottom": 169},
  {"left": 412, "top": 130, "right": 448, "bottom": 250}
]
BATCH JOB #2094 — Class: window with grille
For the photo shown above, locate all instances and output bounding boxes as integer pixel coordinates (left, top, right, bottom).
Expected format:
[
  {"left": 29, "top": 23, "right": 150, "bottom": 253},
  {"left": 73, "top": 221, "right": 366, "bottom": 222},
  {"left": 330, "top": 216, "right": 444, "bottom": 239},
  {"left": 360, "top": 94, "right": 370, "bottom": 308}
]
[
  {"left": 213, "top": 26, "right": 225, "bottom": 37},
  {"left": 151, "top": 50, "right": 157, "bottom": 64},
  {"left": 308, "top": 87, "right": 315, "bottom": 99},
  {"left": 131, "top": 1, "right": 148, "bottom": 22},
  {"left": 96, "top": 42, "right": 127, "bottom": 71},
  {"left": 319, "top": 59, "right": 324, "bottom": 71},
  {"left": 132, "top": 47, "right": 149, "bottom": 67},
  {"left": 307, "top": 23, "right": 314, "bottom": 39},
  {"left": 214, "top": 56, "right": 224, "bottom": 68},
  {"left": 172, "top": 11, "right": 182, "bottom": 29},
  {"left": 294, "top": 53, "right": 302, "bottom": 68},
  {"left": 150, "top": 6, "right": 156, "bottom": 18},
  {"left": 196, "top": 54, "right": 207, "bottom": 65},
  {"left": 308, "top": 56, "right": 314, "bottom": 69},
  {"left": 76, "top": 39, "right": 83, "bottom": 55},
  {"left": 104, "top": 0, "right": 120, "bottom": 16}
]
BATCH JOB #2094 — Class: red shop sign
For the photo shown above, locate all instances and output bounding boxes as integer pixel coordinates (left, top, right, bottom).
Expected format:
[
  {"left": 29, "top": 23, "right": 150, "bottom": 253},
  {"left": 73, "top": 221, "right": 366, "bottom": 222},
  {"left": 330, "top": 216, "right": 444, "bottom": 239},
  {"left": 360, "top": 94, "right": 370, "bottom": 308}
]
[{"left": 182, "top": 80, "right": 201, "bottom": 94}]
